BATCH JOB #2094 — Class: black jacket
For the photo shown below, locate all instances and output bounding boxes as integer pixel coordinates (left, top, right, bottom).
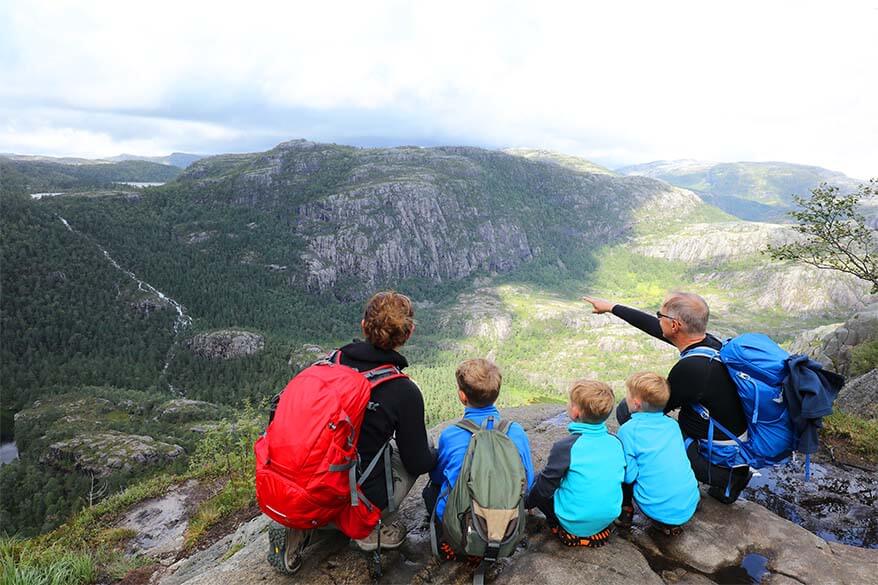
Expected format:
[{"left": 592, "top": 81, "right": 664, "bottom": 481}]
[
  {"left": 612, "top": 305, "right": 747, "bottom": 440},
  {"left": 338, "top": 340, "right": 436, "bottom": 509}
]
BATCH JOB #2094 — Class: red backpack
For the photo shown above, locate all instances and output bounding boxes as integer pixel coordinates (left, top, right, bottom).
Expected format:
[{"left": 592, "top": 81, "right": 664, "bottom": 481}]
[{"left": 254, "top": 350, "right": 407, "bottom": 539}]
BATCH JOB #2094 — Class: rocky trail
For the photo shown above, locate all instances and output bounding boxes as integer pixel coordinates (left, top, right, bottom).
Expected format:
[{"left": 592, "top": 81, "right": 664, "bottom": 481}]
[{"left": 121, "top": 406, "right": 877, "bottom": 585}]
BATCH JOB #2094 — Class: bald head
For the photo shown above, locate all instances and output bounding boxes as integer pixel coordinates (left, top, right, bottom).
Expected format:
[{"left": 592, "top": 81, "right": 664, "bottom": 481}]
[{"left": 662, "top": 292, "right": 709, "bottom": 335}]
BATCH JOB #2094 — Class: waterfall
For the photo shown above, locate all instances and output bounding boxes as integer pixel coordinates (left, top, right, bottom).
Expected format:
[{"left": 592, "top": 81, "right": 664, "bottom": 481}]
[{"left": 58, "top": 216, "right": 191, "bottom": 388}]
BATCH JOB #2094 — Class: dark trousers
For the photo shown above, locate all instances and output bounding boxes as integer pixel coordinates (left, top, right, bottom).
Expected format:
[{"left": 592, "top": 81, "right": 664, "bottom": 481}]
[
  {"left": 615, "top": 401, "right": 751, "bottom": 504},
  {"left": 533, "top": 497, "right": 560, "bottom": 528},
  {"left": 423, "top": 480, "right": 441, "bottom": 520}
]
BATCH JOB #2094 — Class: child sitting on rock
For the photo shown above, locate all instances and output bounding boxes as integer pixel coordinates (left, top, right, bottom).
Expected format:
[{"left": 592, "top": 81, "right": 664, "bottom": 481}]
[
  {"left": 526, "top": 379, "right": 625, "bottom": 547},
  {"left": 616, "top": 371, "right": 700, "bottom": 536},
  {"left": 423, "top": 358, "right": 534, "bottom": 560}
]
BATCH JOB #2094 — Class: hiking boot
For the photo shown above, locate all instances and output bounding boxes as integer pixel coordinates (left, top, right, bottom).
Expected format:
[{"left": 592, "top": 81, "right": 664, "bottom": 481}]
[
  {"left": 614, "top": 505, "right": 634, "bottom": 535},
  {"left": 650, "top": 520, "right": 684, "bottom": 537},
  {"left": 353, "top": 520, "right": 408, "bottom": 551},
  {"left": 438, "top": 541, "right": 458, "bottom": 561},
  {"left": 267, "top": 522, "right": 311, "bottom": 575},
  {"left": 708, "top": 466, "right": 753, "bottom": 504},
  {"left": 552, "top": 524, "right": 611, "bottom": 548}
]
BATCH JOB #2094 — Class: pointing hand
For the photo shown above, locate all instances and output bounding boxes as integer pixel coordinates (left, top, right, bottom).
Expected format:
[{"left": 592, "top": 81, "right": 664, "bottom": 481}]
[{"left": 581, "top": 296, "right": 615, "bottom": 314}]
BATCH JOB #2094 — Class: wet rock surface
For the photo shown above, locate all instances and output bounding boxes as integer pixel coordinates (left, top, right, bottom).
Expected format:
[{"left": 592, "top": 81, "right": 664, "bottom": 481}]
[
  {"left": 147, "top": 406, "right": 878, "bottom": 585},
  {"left": 743, "top": 457, "right": 878, "bottom": 549}
]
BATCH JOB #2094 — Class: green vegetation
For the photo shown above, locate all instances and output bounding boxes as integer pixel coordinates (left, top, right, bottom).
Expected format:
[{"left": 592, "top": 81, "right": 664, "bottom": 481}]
[
  {"left": 1, "top": 141, "right": 868, "bottom": 545},
  {"left": 823, "top": 411, "right": 878, "bottom": 461},
  {"left": 766, "top": 180, "right": 878, "bottom": 294},
  {"left": 0, "top": 408, "right": 262, "bottom": 584},
  {"left": 0, "top": 539, "right": 96, "bottom": 585},
  {"left": 850, "top": 340, "right": 878, "bottom": 377},
  {"left": 619, "top": 160, "right": 863, "bottom": 222},
  {"left": 0, "top": 158, "right": 180, "bottom": 194},
  {"left": 1, "top": 388, "right": 229, "bottom": 537}
]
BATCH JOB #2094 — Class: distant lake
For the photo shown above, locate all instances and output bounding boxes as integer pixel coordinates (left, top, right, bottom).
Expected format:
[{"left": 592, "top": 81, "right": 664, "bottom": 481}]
[
  {"left": 0, "top": 442, "right": 18, "bottom": 465},
  {"left": 30, "top": 192, "right": 65, "bottom": 199},
  {"left": 115, "top": 182, "right": 165, "bottom": 187}
]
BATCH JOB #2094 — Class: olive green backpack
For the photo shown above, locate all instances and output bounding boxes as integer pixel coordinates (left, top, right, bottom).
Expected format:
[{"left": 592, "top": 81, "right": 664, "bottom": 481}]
[{"left": 431, "top": 417, "right": 527, "bottom": 585}]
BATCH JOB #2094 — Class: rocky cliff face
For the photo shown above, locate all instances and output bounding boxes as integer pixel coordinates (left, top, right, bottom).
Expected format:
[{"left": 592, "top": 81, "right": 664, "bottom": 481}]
[
  {"left": 186, "top": 330, "right": 265, "bottom": 360},
  {"left": 633, "top": 222, "right": 792, "bottom": 264},
  {"left": 42, "top": 430, "right": 184, "bottom": 477},
  {"left": 179, "top": 141, "right": 701, "bottom": 296},
  {"left": 790, "top": 302, "right": 878, "bottom": 374}
]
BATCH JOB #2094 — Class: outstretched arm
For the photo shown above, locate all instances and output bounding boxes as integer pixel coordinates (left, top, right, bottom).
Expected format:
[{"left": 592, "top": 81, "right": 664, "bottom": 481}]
[{"left": 583, "top": 296, "right": 670, "bottom": 345}]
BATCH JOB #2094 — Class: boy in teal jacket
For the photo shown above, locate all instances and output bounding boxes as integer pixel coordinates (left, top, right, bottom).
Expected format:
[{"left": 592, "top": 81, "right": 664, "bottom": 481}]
[
  {"left": 526, "top": 379, "right": 625, "bottom": 547},
  {"left": 617, "top": 372, "right": 699, "bottom": 535}
]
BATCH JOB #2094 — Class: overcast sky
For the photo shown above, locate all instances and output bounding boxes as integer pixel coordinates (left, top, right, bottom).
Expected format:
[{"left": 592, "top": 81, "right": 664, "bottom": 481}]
[{"left": 1, "top": 0, "right": 876, "bottom": 177}]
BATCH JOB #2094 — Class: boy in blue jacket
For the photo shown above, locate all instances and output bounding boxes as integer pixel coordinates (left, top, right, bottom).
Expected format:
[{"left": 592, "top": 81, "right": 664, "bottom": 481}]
[
  {"left": 526, "top": 379, "right": 625, "bottom": 547},
  {"left": 423, "top": 358, "right": 534, "bottom": 557},
  {"left": 616, "top": 372, "right": 699, "bottom": 535}
]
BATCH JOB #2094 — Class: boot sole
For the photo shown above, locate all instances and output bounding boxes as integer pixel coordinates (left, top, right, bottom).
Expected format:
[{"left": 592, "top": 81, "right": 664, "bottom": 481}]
[{"left": 267, "top": 524, "right": 309, "bottom": 574}]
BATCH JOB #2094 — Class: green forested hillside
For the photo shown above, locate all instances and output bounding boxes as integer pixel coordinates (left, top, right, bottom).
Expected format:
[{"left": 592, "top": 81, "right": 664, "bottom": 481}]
[
  {"left": 0, "top": 141, "right": 870, "bottom": 538},
  {"left": 0, "top": 158, "right": 181, "bottom": 193}
]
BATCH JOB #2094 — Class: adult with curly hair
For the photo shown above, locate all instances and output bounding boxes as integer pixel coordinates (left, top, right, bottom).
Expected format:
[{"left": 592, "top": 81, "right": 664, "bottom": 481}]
[{"left": 336, "top": 290, "right": 437, "bottom": 551}]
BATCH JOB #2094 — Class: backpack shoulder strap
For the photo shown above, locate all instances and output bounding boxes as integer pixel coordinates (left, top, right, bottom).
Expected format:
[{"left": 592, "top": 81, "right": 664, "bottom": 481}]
[
  {"left": 680, "top": 346, "right": 722, "bottom": 361},
  {"left": 454, "top": 418, "right": 481, "bottom": 434},
  {"left": 362, "top": 364, "right": 409, "bottom": 388},
  {"left": 495, "top": 419, "right": 513, "bottom": 435}
]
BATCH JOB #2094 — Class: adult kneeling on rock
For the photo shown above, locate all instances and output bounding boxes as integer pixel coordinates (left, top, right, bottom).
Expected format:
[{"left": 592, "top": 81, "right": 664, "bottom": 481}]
[
  {"left": 259, "top": 291, "right": 436, "bottom": 574},
  {"left": 343, "top": 291, "right": 437, "bottom": 550},
  {"left": 583, "top": 292, "right": 752, "bottom": 504}
]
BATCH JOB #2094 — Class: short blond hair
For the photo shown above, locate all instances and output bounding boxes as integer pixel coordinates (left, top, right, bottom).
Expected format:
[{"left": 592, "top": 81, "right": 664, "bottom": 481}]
[
  {"left": 456, "top": 359, "right": 502, "bottom": 408},
  {"left": 569, "top": 379, "right": 615, "bottom": 423},
  {"left": 625, "top": 371, "right": 670, "bottom": 411}
]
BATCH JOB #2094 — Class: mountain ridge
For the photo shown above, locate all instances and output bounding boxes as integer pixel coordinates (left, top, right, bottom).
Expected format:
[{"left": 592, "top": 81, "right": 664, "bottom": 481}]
[{"left": 617, "top": 159, "right": 865, "bottom": 221}]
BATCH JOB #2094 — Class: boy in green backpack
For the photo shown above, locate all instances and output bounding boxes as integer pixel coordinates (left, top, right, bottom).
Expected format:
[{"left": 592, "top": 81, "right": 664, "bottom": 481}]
[
  {"left": 423, "top": 358, "right": 534, "bottom": 566},
  {"left": 526, "top": 379, "right": 625, "bottom": 547}
]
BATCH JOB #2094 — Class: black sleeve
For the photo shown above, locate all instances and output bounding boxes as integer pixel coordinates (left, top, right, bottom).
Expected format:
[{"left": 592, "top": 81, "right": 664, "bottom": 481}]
[
  {"left": 611, "top": 305, "right": 672, "bottom": 345},
  {"left": 664, "top": 358, "right": 705, "bottom": 414},
  {"left": 394, "top": 381, "right": 437, "bottom": 476},
  {"left": 526, "top": 435, "right": 576, "bottom": 510}
]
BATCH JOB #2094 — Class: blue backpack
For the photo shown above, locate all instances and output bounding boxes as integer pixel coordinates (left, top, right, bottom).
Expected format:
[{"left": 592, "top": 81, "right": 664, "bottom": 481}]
[{"left": 681, "top": 333, "right": 796, "bottom": 473}]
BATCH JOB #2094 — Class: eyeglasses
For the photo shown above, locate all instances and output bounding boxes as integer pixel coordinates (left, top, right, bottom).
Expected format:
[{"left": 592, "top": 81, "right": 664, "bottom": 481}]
[{"left": 656, "top": 311, "right": 677, "bottom": 322}]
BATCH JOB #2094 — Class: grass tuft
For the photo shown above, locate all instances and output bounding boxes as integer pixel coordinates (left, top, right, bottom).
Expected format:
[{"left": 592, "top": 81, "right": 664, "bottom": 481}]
[{"left": 823, "top": 411, "right": 878, "bottom": 462}]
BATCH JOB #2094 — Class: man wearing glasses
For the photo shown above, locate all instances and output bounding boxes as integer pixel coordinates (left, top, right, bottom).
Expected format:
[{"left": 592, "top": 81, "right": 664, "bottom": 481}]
[{"left": 582, "top": 292, "right": 752, "bottom": 504}]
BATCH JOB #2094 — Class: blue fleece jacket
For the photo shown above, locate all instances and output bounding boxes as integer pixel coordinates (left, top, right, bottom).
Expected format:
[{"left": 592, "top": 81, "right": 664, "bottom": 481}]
[
  {"left": 527, "top": 421, "right": 625, "bottom": 537},
  {"left": 429, "top": 404, "right": 534, "bottom": 522},
  {"left": 617, "top": 411, "right": 700, "bottom": 525}
]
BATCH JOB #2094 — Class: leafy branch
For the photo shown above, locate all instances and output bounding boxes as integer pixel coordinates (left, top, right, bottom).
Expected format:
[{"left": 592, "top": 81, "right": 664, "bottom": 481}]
[{"left": 766, "top": 179, "right": 878, "bottom": 293}]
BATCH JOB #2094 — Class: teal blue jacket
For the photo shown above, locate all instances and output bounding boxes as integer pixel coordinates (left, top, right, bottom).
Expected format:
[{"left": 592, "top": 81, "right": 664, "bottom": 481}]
[
  {"left": 617, "top": 411, "right": 699, "bottom": 525},
  {"left": 527, "top": 421, "right": 625, "bottom": 537}
]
